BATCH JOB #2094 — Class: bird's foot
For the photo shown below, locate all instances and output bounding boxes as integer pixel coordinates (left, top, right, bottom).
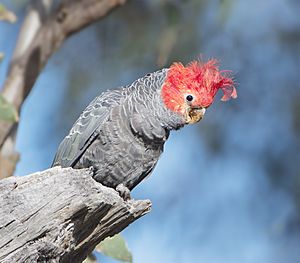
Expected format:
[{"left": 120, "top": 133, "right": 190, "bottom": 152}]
[
  {"left": 116, "top": 183, "right": 131, "bottom": 201},
  {"left": 88, "top": 166, "right": 95, "bottom": 173}
]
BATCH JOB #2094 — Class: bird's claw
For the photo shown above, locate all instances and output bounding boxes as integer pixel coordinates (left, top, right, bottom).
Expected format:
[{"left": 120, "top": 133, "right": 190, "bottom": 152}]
[
  {"left": 116, "top": 183, "right": 131, "bottom": 201},
  {"left": 88, "top": 166, "right": 95, "bottom": 174}
]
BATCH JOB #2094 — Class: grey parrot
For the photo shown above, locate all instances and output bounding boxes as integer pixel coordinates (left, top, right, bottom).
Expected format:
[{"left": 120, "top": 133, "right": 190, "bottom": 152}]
[{"left": 52, "top": 59, "right": 236, "bottom": 198}]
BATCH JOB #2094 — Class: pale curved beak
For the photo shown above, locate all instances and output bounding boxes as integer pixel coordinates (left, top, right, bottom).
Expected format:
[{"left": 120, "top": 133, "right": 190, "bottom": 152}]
[
  {"left": 186, "top": 107, "right": 206, "bottom": 124},
  {"left": 198, "top": 107, "right": 206, "bottom": 116}
]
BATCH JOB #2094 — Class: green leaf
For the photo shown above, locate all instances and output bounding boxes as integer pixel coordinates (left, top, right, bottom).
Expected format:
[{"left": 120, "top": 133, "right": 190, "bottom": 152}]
[
  {"left": 0, "top": 95, "right": 18, "bottom": 122},
  {"left": 0, "top": 4, "right": 17, "bottom": 23},
  {"left": 95, "top": 234, "right": 132, "bottom": 263},
  {"left": 0, "top": 52, "right": 3, "bottom": 62}
]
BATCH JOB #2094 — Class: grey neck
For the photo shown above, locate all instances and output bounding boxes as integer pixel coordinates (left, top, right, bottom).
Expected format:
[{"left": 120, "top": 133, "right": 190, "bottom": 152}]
[{"left": 126, "top": 69, "right": 186, "bottom": 131}]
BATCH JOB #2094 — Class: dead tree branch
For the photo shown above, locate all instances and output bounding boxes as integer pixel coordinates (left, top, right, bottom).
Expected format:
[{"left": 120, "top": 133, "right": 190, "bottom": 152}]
[
  {"left": 0, "top": 0, "right": 126, "bottom": 179},
  {"left": 0, "top": 167, "right": 151, "bottom": 263}
]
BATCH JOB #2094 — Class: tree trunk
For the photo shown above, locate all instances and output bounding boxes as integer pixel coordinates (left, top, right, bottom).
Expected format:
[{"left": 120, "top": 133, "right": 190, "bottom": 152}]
[{"left": 0, "top": 167, "right": 151, "bottom": 263}]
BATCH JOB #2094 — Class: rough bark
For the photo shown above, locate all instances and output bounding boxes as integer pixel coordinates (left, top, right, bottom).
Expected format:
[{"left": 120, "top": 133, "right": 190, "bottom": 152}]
[
  {"left": 0, "top": 167, "right": 151, "bottom": 263},
  {"left": 0, "top": 0, "right": 127, "bottom": 179}
]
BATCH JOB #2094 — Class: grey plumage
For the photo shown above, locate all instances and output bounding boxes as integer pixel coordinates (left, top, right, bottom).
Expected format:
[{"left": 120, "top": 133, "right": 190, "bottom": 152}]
[{"left": 52, "top": 69, "right": 185, "bottom": 190}]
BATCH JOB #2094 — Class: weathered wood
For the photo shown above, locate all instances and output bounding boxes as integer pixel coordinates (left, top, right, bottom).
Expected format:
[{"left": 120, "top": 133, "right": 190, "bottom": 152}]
[{"left": 0, "top": 167, "right": 151, "bottom": 263}]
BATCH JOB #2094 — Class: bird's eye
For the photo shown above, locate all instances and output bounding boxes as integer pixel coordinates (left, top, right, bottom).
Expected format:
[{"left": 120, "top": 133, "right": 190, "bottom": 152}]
[{"left": 186, "top": 94, "right": 194, "bottom": 102}]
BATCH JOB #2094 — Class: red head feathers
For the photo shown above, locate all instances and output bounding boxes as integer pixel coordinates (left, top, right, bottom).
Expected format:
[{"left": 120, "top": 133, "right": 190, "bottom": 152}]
[{"left": 161, "top": 59, "right": 237, "bottom": 114}]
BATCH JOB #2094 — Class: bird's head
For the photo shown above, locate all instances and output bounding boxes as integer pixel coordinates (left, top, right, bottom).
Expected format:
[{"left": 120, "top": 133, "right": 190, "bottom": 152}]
[{"left": 161, "top": 59, "right": 237, "bottom": 124}]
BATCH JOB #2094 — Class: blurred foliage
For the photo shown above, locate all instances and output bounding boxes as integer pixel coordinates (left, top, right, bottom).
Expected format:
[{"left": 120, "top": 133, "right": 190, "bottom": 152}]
[
  {"left": 0, "top": 3, "right": 17, "bottom": 23},
  {"left": 0, "top": 94, "right": 18, "bottom": 122},
  {"left": 156, "top": 2, "right": 181, "bottom": 67},
  {"left": 0, "top": 17, "right": 17, "bottom": 123},
  {"left": 218, "top": 0, "right": 234, "bottom": 23},
  {"left": 92, "top": 0, "right": 206, "bottom": 70},
  {"left": 95, "top": 234, "right": 132, "bottom": 263}
]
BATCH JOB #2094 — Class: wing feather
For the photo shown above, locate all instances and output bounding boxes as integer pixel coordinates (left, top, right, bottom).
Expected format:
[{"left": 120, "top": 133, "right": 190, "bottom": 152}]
[{"left": 52, "top": 90, "right": 123, "bottom": 167}]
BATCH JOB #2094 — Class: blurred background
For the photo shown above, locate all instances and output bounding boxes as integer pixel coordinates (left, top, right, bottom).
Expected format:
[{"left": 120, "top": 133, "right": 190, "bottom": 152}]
[{"left": 1, "top": 0, "right": 300, "bottom": 262}]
